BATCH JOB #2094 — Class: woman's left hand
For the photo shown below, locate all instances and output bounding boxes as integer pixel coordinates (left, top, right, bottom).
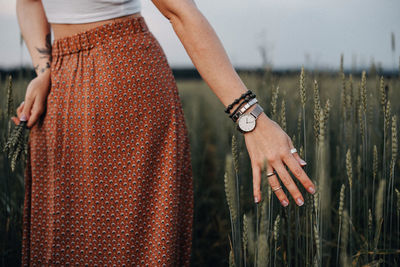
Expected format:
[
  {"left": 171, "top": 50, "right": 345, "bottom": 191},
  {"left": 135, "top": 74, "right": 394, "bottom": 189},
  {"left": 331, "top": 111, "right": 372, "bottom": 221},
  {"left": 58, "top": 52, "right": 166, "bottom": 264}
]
[{"left": 244, "top": 112, "right": 316, "bottom": 207}]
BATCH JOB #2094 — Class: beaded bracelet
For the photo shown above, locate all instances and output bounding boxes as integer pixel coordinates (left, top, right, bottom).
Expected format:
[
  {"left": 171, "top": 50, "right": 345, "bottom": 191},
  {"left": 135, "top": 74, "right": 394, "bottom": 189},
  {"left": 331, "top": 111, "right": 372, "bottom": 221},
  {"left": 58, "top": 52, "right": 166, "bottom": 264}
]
[
  {"left": 229, "top": 93, "right": 256, "bottom": 119},
  {"left": 224, "top": 90, "right": 254, "bottom": 114},
  {"left": 231, "top": 98, "right": 258, "bottom": 122},
  {"left": 226, "top": 92, "right": 256, "bottom": 119}
]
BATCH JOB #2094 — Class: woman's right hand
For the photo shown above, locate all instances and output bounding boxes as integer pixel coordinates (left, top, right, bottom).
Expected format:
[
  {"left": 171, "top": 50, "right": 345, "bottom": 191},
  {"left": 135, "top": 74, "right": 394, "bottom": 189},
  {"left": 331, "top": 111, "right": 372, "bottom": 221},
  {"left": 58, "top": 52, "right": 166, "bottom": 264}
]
[{"left": 11, "top": 70, "right": 51, "bottom": 128}]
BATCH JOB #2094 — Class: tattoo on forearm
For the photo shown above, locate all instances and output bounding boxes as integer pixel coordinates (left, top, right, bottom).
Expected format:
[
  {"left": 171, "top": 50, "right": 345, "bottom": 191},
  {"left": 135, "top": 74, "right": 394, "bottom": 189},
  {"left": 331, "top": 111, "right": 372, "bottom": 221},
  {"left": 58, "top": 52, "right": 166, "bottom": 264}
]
[
  {"left": 35, "top": 33, "right": 52, "bottom": 61},
  {"left": 34, "top": 61, "right": 51, "bottom": 74},
  {"left": 34, "top": 33, "right": 52, "bottom": 75}
]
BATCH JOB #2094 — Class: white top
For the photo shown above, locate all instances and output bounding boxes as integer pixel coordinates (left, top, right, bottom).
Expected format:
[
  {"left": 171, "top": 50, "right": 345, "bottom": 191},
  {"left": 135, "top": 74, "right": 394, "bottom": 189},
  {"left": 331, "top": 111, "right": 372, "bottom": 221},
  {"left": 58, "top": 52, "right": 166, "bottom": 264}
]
[{"left": 41, "top": 0, "right": 141, "bottom": 24}]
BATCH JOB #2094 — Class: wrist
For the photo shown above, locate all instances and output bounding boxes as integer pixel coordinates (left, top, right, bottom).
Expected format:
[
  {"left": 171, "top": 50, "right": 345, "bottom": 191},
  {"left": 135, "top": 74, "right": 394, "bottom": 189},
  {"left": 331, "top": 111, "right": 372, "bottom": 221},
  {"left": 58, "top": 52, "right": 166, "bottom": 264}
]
[
  {"left": 235, "top": 103, "right": 264, "bottom": 133},
  {"left": 37, "top": 69, "right": 51, "bottom": 81},
  {"left": 224, "top": 89, "right": 253, "bottom": 114},
  {"left": 34, "top": 61, "right": 51, "bottom": 77}
]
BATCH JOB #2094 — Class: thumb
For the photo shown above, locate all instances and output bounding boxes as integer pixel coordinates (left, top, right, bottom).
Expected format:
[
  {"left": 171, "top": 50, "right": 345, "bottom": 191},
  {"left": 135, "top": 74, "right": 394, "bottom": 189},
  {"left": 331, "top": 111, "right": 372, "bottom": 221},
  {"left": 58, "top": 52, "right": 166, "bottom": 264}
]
[{"left": 21, "top": 96, "right": 34, "bottom": 122}]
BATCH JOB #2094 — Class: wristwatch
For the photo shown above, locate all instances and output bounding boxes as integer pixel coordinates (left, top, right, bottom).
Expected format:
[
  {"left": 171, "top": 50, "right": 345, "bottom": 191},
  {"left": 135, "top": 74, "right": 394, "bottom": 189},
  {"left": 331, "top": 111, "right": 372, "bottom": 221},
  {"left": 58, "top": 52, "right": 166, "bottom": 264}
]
[{"left": 236, "top": 104, "right": 264, "bottom": 133}]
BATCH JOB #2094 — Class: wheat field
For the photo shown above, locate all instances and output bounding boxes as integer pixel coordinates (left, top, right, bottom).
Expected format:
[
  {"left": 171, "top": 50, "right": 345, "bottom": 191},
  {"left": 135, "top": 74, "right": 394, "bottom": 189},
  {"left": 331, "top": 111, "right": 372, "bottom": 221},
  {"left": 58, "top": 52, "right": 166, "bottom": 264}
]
[{"left": 1, "top": 59, "right": 399, "bottom": 266}]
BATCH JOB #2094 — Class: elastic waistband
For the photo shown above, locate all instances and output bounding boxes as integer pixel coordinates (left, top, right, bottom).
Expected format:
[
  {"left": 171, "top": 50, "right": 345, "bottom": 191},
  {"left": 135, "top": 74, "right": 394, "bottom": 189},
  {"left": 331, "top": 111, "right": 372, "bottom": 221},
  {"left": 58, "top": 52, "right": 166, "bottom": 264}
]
[{"left": 52, "top": 16, "right": 148, "bottom": 57}]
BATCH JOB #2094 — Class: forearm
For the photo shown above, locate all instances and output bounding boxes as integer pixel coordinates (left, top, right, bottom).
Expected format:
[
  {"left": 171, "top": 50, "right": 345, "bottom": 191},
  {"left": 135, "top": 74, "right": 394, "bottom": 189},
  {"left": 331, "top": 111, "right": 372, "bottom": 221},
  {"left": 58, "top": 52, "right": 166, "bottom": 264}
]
[
  {"left": 157, "top": 1, "right": 249, "bottom": 110},
  {"left": 16, "top": 0, "right": 51, "bottom": 76}
]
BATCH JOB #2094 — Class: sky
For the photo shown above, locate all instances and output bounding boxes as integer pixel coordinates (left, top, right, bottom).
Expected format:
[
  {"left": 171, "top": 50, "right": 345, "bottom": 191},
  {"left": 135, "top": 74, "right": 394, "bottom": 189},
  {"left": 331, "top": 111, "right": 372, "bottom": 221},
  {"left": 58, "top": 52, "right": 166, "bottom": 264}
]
[{"left": 0, "top": 0, "right": 399, "bottom": 70}]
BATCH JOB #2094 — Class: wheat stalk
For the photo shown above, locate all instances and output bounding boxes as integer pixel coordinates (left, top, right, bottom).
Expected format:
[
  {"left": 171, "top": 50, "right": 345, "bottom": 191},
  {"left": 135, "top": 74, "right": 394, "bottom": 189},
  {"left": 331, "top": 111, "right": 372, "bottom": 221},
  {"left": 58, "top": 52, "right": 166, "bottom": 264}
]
[
  {"left": 224, "top": 153, "right": 241, "bottom": 266},
  {"left": 374, "top": 179, "right": 386, "bottom": 259},
  {"left": 372, "top": 145, "right": 378, "bottom": 207},
  {"left": 273, "top": 214, "right": 281, "bottom": 266},
  {"left": 340, "top": 210, "right": 350, "bottom": 267},
  {"left": 229, "top": 247, "right": 235, "bottom": 267},
  {"left": 313, "top": 79, "right": 321, "bottom": 140},
  {"left": 224, "top": 154, "right": 237, "bottom": 221},
  {"left": 379, "top": 76, "right": 386, "bottom": 112},
  {"left": 391, "top": 116, "right": 398, "bottom": 175},
  {"left": 300, "top": 66, "right": 306, "bottom": 107},
  {"left": 4, "top": 121, "right": 28, "bottom": 172},
  {"left": 271, "top": 86, "right": 279, "bottom": 121},
  {"left": 375, "top": 180, "right": 386, "bottom": 230},
  {"left": 6, "top": 75, "right": 14, "bottom": 119},
  {"left": 273, "top": 214, "right": 281, "bottom": 242},
  {"left": 340, "top": 72, "right": 346, "bottom": 120},
  {"left": 385, "top": 100, "right": 391, "bottom": 135},
  {"left": 368, "top": 208, "right": 373, "bottom": 248},
  {"left": 323, "top": 99, "right": 331, "bottom": 132},
  {"left": 360, "top": 71, "right": 367, "bottom": 113},
  {"left": 299, "top": 66, "right": 307, "bottom": 161},
  {"left": 388, "top": 115, "right": 397, "bottom": 242},
  {"left": 346, "top": 149, "right": 353, "bottom": 190},
  {"left": 336, "top": 184, "right": 346, "bottom": 265},
  {"left": 340, "top": 53, "right": 344, "bottom": 74},
  {"left": 347, "top": 74, "right": 354, "bottom": 111},
  {"left": 232, "top": 134, "right": 240, "bottom": 174},
  {"left": 242, "top": 213, "right": 248, "bottom": 267},
  {"left": 280, "top": 98, "right": 287, "bottom": 132},
  {"left": 314, "top": 223, "right": 321, "bottom": 266}
]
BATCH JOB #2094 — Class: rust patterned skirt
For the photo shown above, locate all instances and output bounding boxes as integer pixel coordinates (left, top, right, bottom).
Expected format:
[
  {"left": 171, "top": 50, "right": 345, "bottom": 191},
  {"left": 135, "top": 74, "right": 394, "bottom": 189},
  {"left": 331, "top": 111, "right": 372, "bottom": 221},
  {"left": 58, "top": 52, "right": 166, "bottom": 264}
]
[{"left": 21, "top": 16, "right": 194, "bottom": 266}]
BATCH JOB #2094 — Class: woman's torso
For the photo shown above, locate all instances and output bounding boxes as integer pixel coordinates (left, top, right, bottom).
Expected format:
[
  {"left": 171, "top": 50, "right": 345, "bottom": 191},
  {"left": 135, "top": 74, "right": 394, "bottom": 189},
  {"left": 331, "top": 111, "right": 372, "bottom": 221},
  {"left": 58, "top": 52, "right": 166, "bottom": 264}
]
[{"left": 41, "top": 0, "right": 142, "bottom": 40}]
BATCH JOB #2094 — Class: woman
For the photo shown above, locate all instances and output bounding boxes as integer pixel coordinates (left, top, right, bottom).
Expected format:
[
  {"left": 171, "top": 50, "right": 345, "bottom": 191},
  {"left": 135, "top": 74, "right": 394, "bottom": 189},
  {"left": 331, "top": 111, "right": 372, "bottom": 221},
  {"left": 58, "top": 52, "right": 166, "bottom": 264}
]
[{"left": 13, "top": 0, "right": 316, "bottom": 265}]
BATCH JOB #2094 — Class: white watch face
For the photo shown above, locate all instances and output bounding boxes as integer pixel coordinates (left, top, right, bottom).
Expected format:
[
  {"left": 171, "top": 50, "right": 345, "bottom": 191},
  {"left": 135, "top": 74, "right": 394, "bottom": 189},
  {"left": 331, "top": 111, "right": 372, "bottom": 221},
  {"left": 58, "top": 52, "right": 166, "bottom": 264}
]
[{"left": 238, "top": 114, "right": 256, "bottom": 132}]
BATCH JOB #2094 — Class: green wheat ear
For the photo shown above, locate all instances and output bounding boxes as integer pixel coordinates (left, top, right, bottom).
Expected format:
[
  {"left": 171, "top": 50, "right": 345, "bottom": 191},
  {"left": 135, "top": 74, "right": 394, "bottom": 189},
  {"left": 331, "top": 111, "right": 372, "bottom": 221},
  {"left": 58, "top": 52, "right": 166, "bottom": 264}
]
[
  {"left": 4, "top": 121, "right": 28, "bottom": 172},
  {"left": 3, "top": 73, "right": 30, "bottom": 172},
  {"left": 224, "top": 154, "right": 237, "bottom": 221},
  {"left": 299, "top": 66, "right": 306, "bottom": 107}
]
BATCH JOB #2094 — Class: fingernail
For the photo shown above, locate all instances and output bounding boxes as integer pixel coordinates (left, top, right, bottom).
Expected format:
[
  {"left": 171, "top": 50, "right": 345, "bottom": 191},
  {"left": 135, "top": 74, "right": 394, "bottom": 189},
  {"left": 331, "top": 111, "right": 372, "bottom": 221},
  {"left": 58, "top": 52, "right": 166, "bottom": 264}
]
[
  {"left": 20, "top": 114, "right": 27, "bottom": 121},
  {"left": 281, "top": 200, "right": 288, "bottom": 207},
  {"left": 254, "top": 196, "right": 259, "bottom": 203},
  {"left": 308, "top": 187, "right": 315, "bottom": 194},
  {"left": 300, "top": 159, "right": 307, "bottom": 165},
  {"left": 296, "top": 198, "right": 304, "bottom": 206}
]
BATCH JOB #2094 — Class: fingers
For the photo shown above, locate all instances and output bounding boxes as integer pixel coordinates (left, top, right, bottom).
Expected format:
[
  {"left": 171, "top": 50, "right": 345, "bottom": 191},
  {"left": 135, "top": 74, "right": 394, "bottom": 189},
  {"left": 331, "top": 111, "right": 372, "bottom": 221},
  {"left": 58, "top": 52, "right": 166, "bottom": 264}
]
[
  {"left": 287, "top": 137, "right": 307, "bottom": 166},
  {"left": 251, "top": 135, "right": 315, "bottom": 207},
  {"left": 274, "top": 162, "right": 305, "bottom": 206},
  {"left": 17, "top": 101, "right": 24, "bottom": 118},
  {"left": 21, "top": 95, "right": 33, "bottom": 123},
  {"left": 26, "top": 97, "right": 45, "bottom": 128},
  {"left": 266, "top": 168, "right": 289, "bottom": 207},
  {"left": 283, "top": 152, "right": 316, "bottom": 195},
  {"left": 252, "top": 163, "right": 262, "bottom": 203},
  {"left": 21, "top": 93, "right": 46, "bottom": 128},
  {"left": 286, "top": 136, "right": 315, "bottom": 194}
]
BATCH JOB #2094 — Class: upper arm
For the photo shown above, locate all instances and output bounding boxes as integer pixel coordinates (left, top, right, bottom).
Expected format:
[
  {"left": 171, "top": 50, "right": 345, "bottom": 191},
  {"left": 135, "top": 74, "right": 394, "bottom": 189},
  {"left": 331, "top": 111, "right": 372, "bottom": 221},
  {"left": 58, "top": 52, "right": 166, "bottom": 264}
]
[{"left": 151, "top": 0, "right": 198, "bottom": 21}]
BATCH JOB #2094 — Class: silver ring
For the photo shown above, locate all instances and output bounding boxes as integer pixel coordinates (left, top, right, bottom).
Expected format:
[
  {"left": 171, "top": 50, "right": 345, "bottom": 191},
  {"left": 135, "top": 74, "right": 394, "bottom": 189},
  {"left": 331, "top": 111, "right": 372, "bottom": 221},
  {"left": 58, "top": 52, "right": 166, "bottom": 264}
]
[
  {"left": 290, "top": 148, "right": 297, "bottom": 154},
  {"left": 266, "top": 170, "right": 276, "bottom": 177},
  {"left": 272, "top": 186, "right": 282, "bottom": 192}
]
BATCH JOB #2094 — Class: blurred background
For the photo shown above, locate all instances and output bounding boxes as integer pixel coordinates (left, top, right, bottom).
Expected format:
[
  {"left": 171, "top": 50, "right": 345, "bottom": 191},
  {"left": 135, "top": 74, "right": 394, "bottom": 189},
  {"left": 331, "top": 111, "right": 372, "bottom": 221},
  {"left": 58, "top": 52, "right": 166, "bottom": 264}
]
[
  {"left": 1, "top": 0, "right": 399, "bottom": 71},
  {"left": 1, "top": 0, "right": 400, "bottom": 266}
]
